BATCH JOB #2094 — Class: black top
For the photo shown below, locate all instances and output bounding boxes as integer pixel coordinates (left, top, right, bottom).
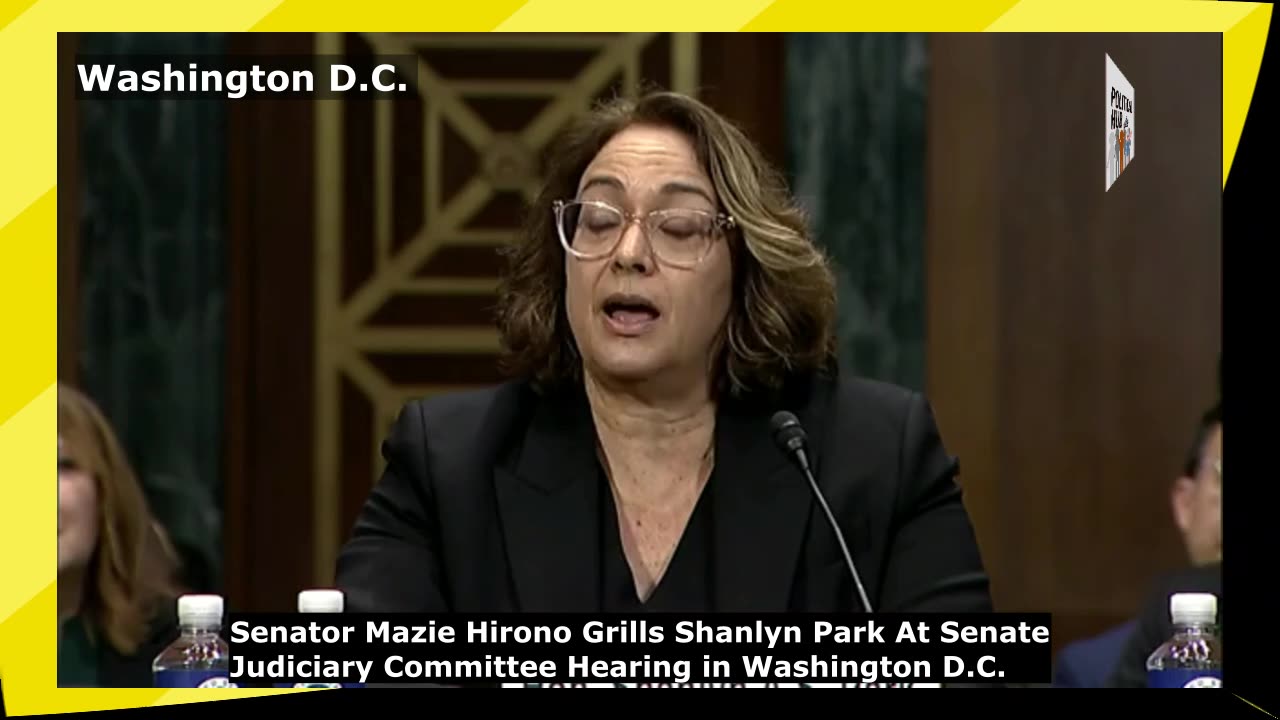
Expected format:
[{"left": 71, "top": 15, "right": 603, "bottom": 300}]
[
  {"left": 599, "top": 466, "right": 716, "bottom": 613},
  {"left": 58, "top": 602, "right": 179, "bottom": 688},
  {"left": 336, "top": 373, "right": 993, "bottom": 616}
]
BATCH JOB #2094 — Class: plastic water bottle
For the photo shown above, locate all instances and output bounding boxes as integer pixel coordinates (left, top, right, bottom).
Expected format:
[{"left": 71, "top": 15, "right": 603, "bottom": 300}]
[
  {"left": 1146, "top": 592, "right": 1223, "bottom": 688},
  {"left": 277, "top": 589, "right": 363, "bottom": 689},
  {"left": 153, "top": 594, "right": 237, "bottom": 688}
]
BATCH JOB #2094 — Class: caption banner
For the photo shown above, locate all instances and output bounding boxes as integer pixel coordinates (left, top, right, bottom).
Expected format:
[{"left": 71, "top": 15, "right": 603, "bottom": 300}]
[
  {"left": 74, "top": 54, "right": 420, "bottom": 100},
  {"left": 226, "top": 613, "right": 1052, "bottom": 687}
]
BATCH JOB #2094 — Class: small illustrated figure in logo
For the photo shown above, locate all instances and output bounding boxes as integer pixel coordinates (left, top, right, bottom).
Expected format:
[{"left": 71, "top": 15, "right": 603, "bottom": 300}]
[
  {"left": 1121, "top": 127, "right": 1131, "bottom": 172},
  {"left": 1115, "top": 130, "right": 1123, "bottom": 176},
  {"left": 1109, "top": 130, "right": 1117, "bottom": 181},
  {"left": 1124, "top": 129, "right": 1132, "bottom": 167},
  {"left": 1116, "top": 129, "right": 1123, "bottom": 173}
]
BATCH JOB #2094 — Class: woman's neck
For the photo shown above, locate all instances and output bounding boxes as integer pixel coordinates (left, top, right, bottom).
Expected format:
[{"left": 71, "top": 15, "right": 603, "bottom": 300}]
[
  {"left": 585, "top": 371, "right": 715, "bottom": 441},
  {"left": 585, "top": 371, "right": 717, "bottom": 496}
]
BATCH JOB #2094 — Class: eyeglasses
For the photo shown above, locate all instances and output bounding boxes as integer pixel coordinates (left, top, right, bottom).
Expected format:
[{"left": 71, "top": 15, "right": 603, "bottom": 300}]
[
  {"left": 1195, "top": 457, "right": 1222, "bottom": 488},
  {"left": 553, "top": 199, "right": 736, "bottom": 269}
]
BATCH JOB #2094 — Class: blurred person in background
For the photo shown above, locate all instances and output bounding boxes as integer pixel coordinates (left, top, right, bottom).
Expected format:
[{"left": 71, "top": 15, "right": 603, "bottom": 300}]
[
  {"left": 58, "top": 382, "right": 184, "bottom": 687},
  {"left": 1104, "top": 401, "right": 1221, "bottom": 688},
  {"left": 1168, "top": 404, "right": 1222, "bottom": 568},
  {"left": 1053, "top": 401, "right": 1222, "bottom": 687}
]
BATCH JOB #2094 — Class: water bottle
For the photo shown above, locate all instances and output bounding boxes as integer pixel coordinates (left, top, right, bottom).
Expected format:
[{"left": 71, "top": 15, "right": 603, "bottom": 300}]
[
  {"left": 277, "top": 589, "right": 363, "bottom": 689},
  {"left": 153, "top": 594, "right": 237, "bottom": 688},
  {"left": 1146, "top": 592, "right": 1223, "bottom": 688}
]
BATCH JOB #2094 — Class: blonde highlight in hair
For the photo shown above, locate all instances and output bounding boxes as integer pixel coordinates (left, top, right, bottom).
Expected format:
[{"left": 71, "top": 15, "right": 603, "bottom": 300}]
[
  {"left": 59, "top": 383, "right": 181, "bottom": 656},
  {"left": 496, "top": 90, "right": 837, "bottom": 397}
]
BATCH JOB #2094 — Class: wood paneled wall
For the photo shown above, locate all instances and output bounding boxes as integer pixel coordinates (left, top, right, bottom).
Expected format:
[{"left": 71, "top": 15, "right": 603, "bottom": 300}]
[
  {"left": 925, "top": 33, "right": 1222, "bottom": 652},
  {"left": 224, "top": 33, "right": 320, "bottom": 613}
]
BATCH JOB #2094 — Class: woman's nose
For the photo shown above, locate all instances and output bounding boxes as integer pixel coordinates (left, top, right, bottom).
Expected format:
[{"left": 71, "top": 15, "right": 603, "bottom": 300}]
[{"left": 611, "top": 221, "right": 654, "bottom": 274}]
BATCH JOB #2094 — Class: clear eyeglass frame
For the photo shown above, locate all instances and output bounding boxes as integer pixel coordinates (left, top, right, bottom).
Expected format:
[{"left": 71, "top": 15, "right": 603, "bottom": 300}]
[{"left": 552, "top": 198, "right": 736, "bottom": 269}]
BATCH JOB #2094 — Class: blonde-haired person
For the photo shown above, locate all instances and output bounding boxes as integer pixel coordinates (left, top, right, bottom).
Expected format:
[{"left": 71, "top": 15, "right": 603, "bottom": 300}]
[
  {"left": 59, "top": 382, "right": 183, "bottom": 687},
  {"left": 337, "top": 91, "right": 992, "bottom": 619}
]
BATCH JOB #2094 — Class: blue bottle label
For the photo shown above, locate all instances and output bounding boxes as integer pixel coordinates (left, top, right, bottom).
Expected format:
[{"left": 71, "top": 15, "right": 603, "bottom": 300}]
[
  {"left": 1148, "top": 669, "right": 1223, "bottom": 688},
  {"left": 155, "top": 670, "right": 239, "bottom": 688}
]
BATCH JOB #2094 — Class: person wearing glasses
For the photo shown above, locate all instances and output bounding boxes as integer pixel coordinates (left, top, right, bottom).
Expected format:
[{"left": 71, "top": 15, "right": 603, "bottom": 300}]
[
  {"left": 1101, "top": 404, "right": 1222, "bottom": 688},
  {"left": 336, "top": 91, "right": 992, "bottom": 622}
]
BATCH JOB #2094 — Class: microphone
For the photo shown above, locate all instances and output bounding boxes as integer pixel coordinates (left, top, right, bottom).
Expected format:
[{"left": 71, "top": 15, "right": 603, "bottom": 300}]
[{"left": 770, "top": 411, "right": 875, "bottom": 614}]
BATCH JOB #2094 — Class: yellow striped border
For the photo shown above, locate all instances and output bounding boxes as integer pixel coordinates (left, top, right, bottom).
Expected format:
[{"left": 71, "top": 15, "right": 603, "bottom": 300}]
[{"left": 0, "top": 0, "right": 1269, "bottom": 714}]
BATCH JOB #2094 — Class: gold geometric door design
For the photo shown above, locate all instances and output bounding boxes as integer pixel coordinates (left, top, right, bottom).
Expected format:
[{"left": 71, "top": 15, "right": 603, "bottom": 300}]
[{"left": 312, "top": 32, "right": 701, "bottom": 582}]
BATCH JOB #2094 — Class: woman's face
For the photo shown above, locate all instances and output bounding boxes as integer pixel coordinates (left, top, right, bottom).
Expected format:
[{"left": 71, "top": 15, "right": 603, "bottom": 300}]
[
  {"left": 58, "top": 435, "right": 99, "bottom": 574},
  {"left": 564, "top": 124, "right": 734, "bottom": 391}
]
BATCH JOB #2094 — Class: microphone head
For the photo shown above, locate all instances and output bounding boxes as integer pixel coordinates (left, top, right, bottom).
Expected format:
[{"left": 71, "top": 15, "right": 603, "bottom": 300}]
[{"left": 770, "top": 410, "right": 807, "bottom": 449}]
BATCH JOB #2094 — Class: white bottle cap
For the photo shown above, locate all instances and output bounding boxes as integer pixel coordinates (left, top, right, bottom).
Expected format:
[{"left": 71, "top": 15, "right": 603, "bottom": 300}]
[
  {"left": 178, "top": 594, "right": 224, "bottom": 627},
  {"left": 1170, "top": 592, "right": 1217, "bottom": 624},
  {"left": 298, "top": 589, "right": 345, "bottom": 613}
]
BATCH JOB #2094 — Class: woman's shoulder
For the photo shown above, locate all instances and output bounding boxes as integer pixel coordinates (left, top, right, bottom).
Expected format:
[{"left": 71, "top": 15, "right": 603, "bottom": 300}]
[
  {"left": 832, "top": 373, "right": 920, "bottom": 411},
  {"left": 779, "top": 371, "right": 949, "bottom": 470},
  {"left": 392, "top": 379, "right": 539, "bottom": 440},
  {"left": 792, "top": 370, "right": 927, "bottom": 426},
  {"left": 402, "top": 379, "right": 537, "bottom": 422},
  {"left": 387, "top": 378, "right": 565, "bottom": 468}
]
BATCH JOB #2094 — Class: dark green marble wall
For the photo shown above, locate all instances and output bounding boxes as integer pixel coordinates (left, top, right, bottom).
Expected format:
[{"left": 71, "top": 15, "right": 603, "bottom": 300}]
[
  {"left": 785, "top": 33, "right": 928, "bottom": 391},
  {"left": 77, "top": 33, "right": 227, "bottom": 593}
]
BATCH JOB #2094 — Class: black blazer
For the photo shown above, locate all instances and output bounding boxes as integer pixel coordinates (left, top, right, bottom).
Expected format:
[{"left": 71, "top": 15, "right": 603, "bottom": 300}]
[{"left": 335, "top": 372, "right": 992, "bottom": 615}]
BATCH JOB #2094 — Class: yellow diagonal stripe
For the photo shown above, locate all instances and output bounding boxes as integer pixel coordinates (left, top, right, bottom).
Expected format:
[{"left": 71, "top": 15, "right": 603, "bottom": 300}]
[
  {"left": 3, "top": 1, "right": 1272, "bottom": 715},
  {"left": 1235, "top": 694, "right": 1280, "bottom": 719},
  {"left": 982, "top": 0, "right": 1270, "bottom": 190},
  {"left": 0, "top": 385, "right": 55, "bottom": 627},
  {"left": 0, "top": 582, "right": 166, "bottom": 714},
  {"left": 0, "top": 0, "right": 283, "bottom": 235},
  {"left": 494, "top": 0, "right": 775, "bottom": 31},
  {"left": 0, "top": 189, "right": 55, "bottom": 429},
  {"left": 149, "top": 687, "right": 298, "bottom": 705},
  {"left": 0, "top": 0, "right": 38, "bottom": 33},
  {"left": 1223, "top": 3, "right": 1272, "bottom": 188},
  {"left": 252, "top": 0, "right": 531, "bottom": 30},
  {"left": 2, "top": 0, "right": 303, "bottom": 711},
  {"left": 984, "top": 0, "right": 1260, "bottom": 30},
  {"left": 744, "top": 0, "right": 1022, "bottom": 30},
  {"left": 0, "top": 581, "right": 292, "bottom": 714}
]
